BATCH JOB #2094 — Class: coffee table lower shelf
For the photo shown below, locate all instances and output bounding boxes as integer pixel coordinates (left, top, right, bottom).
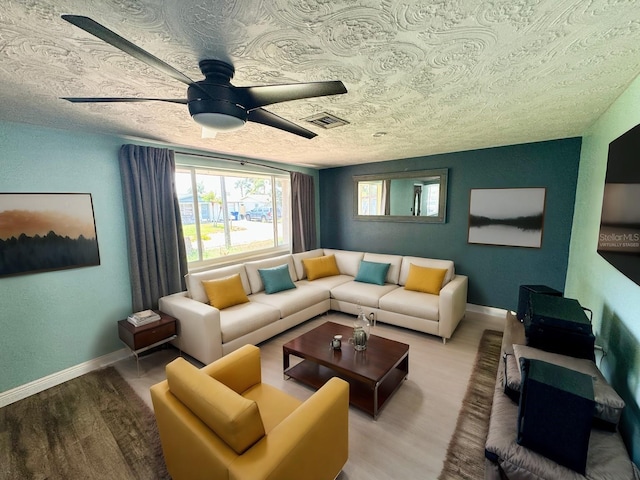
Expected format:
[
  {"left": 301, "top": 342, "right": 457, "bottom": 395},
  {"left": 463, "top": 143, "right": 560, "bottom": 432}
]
[{"left": 285, "top": 359, "right": 407, "bottom": 419}]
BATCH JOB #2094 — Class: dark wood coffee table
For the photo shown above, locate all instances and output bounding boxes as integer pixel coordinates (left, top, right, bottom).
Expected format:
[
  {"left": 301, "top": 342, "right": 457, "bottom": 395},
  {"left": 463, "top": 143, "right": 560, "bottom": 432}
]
[{"left": 283, "top": 321, "right": 409, "bottom": 419}]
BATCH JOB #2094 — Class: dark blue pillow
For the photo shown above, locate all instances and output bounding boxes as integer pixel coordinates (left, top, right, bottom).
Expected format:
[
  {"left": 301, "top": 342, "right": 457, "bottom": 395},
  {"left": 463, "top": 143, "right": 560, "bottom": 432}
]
[
  {"left": 258, "top": 264, "right": 296, "bottom": 294},
  {"left": 355, "top": 260, "right": 391, "bottom": 286}
]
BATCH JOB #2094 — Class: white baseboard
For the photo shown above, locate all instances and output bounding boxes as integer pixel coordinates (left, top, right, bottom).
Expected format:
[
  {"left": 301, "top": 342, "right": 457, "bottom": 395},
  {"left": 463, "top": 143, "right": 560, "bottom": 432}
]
[
  {"left": 0, "top": 348, "right": 131, "bottom": 408},
  {"left": 466, "top": 303, "right": 509, "bottom": 318},
  {"left": 1, "top": 303, "right": 508, "bottom": 408}
]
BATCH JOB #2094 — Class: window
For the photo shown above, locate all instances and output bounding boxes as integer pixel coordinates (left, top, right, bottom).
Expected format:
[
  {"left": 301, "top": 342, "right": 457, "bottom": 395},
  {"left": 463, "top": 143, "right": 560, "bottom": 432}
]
[
  {"left": 175, "top": 166, "right": 291, "bottom": 267},
  {"left": 423, "top": 183, "right": 440, "bottom": 217},
  {"left": 358, "top": 180, "right": 383, "bottom": 215}
]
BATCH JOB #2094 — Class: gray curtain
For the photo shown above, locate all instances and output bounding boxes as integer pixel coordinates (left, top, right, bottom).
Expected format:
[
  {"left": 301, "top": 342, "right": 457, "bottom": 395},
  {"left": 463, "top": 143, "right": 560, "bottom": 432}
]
[
  {"left": 382, "top": 179, "right": 391, "bottom": 215},
  {"left": 291, "top": 172, "right": 317, "bottom": 253},
  {"left": 119, "top": 144, "right": 187, "bottom": 311}
]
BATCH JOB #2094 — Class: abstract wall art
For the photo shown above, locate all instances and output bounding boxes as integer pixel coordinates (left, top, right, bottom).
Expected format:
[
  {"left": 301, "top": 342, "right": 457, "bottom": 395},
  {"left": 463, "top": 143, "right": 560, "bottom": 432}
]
[{"left": 0, "top": 193, "right": 100, "bottom": 277}]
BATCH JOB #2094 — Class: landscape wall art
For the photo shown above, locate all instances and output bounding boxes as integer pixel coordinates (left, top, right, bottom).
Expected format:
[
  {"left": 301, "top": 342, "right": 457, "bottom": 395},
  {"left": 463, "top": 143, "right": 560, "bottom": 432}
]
[
  {"left": 468, "top": 188, "right": 546, "bottom": 248},
  {"left": 0, "top": 193, "right": 100, "bottom": 277}
]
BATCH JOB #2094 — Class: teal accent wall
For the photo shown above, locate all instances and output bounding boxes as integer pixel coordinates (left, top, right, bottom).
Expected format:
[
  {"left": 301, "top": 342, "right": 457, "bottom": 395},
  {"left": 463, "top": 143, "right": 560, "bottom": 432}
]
[
  {"left": 0, "top": 122, "right": 131, "bottom": 393},
  {"left": 319, "top": 138, "right": 582, "bottom": 310},
  {"left": 565, "top": 73, "right": 640, "bottom": 463}
]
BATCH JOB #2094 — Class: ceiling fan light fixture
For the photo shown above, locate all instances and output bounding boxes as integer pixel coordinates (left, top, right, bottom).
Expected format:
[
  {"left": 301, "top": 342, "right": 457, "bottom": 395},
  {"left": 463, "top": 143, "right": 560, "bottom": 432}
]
[
  {"left": 192, "top": 112, "right": 246, "bottom": 131},
  {"left": 201, "top": 126, "right": 218, "bottom": 139},
  {"left": 61, "top": 16, "right": 347, "bottom": 139}
]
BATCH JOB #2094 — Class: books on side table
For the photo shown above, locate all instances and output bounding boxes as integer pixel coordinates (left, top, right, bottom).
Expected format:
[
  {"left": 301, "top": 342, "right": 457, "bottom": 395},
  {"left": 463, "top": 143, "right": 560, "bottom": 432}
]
[{"left": 127, "top": 309, "right": 161, "bottom": 327}]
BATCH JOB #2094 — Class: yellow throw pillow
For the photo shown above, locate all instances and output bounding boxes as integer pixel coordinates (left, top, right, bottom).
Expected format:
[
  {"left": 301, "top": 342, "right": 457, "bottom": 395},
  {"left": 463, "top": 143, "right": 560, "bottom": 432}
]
[
  {"left": 302, "top": 254, "right": 340, "bottom": 281},
  {"left": 202, "top": 274, "right": 250, "bottom": 309},
  {"left": 404, "top": 264, "right": 448, "bottom": 295}
]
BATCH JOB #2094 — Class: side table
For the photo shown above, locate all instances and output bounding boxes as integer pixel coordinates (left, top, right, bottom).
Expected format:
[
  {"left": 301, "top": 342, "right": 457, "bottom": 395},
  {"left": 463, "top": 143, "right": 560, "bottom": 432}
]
[{"left": 118, "top": 311, "right": 177, "bottom": 376}]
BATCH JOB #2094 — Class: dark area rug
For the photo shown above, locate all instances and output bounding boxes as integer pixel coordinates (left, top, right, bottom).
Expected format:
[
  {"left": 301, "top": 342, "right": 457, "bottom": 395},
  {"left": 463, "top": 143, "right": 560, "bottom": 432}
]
[
  {"left": 0, "top": 367, "right": 170, "bottom": 480},
  {"left": 438, "top": 329, "right": 503, "bottom": 480}
]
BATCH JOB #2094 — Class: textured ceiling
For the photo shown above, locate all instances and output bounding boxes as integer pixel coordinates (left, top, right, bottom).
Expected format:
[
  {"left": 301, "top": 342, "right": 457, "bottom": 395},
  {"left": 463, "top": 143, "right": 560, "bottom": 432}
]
[{"left": 2, "top": 0, "right": 640, "bottom": 168}]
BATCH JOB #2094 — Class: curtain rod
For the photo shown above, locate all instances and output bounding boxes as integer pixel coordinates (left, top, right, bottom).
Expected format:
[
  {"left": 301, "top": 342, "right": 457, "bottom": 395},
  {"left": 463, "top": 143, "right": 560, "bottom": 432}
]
[{"left": 174, "top": 150, "right": 291, "bottom": 174}]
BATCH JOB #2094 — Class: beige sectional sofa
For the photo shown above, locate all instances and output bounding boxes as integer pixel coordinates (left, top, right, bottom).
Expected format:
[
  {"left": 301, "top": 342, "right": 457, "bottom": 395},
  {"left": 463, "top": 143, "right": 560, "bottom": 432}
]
[{"left": 159, "top": 248, "right": 468, "bottom": 365}]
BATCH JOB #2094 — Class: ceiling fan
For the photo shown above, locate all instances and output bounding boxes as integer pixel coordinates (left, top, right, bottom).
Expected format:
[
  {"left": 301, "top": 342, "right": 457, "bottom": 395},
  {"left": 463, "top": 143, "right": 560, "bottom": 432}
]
[{"left": 60, "top": 15, "right": 347, "bottom": 139}]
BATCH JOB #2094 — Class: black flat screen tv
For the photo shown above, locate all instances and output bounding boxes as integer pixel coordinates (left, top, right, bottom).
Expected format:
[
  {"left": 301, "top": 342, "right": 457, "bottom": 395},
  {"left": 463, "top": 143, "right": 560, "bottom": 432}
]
[{"left": 597, "top": 123, "right": 640, "bottom": 286}]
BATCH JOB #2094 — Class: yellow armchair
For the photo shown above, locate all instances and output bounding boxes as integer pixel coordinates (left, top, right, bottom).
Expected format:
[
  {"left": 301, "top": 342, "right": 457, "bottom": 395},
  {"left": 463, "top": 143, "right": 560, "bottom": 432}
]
[{"left": 150, "top": 344, "right": 350, "bottom": 480}]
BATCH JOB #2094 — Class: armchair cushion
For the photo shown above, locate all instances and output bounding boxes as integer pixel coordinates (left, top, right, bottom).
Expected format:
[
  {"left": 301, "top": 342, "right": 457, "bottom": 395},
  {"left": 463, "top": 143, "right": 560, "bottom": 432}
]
[
  {"left": 166, "top": 357, "right": 265, "bottom": 455},
  {"left": 242, "top": 383, "right": 303, "bottom": 433}
]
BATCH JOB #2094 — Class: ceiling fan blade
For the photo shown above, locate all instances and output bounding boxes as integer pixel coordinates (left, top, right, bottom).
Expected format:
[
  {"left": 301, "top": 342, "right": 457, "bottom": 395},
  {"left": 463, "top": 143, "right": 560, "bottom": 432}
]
[
  {"left": 62, "top": 15, "right": 196, "bottom": 86},
  {"left": 61, "top": 97, "right": 188, "bottom": 104},
  {"left": 240, "top": 81, "right": 347, "bottom": 109},
  {"left": 248, "top": 108, "right": 317, "bottom": 139}
]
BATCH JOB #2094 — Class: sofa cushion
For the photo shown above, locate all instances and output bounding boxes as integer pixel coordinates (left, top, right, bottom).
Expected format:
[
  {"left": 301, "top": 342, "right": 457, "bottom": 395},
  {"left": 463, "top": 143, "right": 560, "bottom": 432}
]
[
  {"left": 355, "top": 260, "right": 391, "bottom": 286},
  {"left": 203, "top": 274, "right": 250, "bottom": 309},
  {"left": 323, "top": 249, "right": 365, "bottom": 277},
  {"left": 258, "top": 264, "right": 296, "bottom": 294},
  {"left": 220, "top": 302, "right": 281, "bottom": 343},
  {"left": 511, "top": 344, "right": 625, "bottom": 428},
  {"left": 296, "top": 275, "right": 354, "bottom": 290},
  {"left": 399, "top": 257, "right": 454, "bottom": 287},
  {"left": 379, "top": 287, "right": 439, "bottom": 320},
  {"left": 244, "top": 255, "right": 298, "bottom": 293},
  {"left": 302, "top": 255, "right": 340, "bottom": 280},
  {"left": 292, "top": 248, "right": 324, "bottom": 280},
  {"left": 251, "top": 284, "right": 329, "bottom": 318},
  {"left": 404, "top": 264, "right": 448, "bottom": 295},
  {"left": 166, "top": 357, "right": 265, "bottom": 455},
  {"left": 363, "top": 252, "right": 403, "bottom": 284},
  {"left": 186, "top": 264, "right": 251, "bottom": 303},
  {"left": 331, "top": 280, "right": 399, "bottom": 308}
]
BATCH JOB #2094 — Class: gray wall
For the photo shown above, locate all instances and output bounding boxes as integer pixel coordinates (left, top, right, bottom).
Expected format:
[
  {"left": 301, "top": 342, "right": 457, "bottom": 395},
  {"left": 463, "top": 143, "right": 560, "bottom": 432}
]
[{"left": 319, "top": 138, "right": 582, "bottom": 310}]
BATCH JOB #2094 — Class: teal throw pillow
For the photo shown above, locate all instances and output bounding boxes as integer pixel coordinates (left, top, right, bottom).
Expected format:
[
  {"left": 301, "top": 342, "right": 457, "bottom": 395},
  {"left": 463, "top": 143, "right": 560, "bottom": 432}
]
[
  {"left": 355, "top": 260, "right": 391, "bottom": 286},
  {"left": 258, "top": 264, "right": 296, "bottom": 294}
]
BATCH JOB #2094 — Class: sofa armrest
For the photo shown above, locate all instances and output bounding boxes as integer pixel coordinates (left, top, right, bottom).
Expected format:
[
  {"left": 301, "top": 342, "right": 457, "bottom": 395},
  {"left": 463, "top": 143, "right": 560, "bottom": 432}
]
[
  {"left": 159, "top": 292, "right": 223, "bottom": 364},
  {"left": 438, "top": 274, "right": 468, "bottom": 341},
  {"left": 229, "top": 377, "right": 350, "bottom": 480}
]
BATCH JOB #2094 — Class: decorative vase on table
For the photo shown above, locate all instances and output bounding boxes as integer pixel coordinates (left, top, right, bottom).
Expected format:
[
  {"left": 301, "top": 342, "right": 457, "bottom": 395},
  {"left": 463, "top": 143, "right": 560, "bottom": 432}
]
[{"left": 351, "top": 307, "right": 371, "bottom": 351}]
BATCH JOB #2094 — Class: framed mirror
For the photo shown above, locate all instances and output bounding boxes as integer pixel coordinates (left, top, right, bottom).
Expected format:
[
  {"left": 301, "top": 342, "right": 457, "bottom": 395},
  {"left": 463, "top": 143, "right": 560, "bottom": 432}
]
[{"left": 353, "top": 168, "right": 448, "bottom": 223}]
